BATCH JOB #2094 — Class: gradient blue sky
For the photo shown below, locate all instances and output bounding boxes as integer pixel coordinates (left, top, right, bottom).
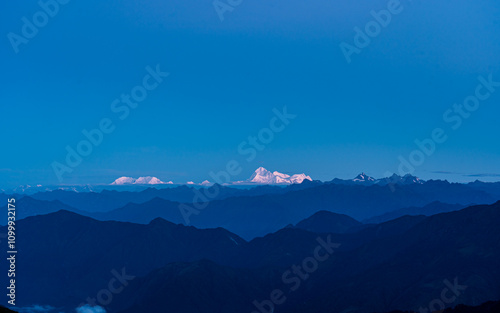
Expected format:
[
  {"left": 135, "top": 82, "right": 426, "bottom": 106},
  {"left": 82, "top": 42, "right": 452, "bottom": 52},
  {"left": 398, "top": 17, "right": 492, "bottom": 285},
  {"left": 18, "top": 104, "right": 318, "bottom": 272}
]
[{"left": 1, "top": 0, "right": 500, "bottom": 187}]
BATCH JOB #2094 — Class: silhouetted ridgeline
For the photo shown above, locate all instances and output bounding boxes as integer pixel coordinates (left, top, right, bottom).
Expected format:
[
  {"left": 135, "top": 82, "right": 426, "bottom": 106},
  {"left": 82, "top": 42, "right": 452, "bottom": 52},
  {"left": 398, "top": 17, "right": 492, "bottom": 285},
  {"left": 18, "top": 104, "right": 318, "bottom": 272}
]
[
  {"left": 384, "top": 300, "right": 500, "bottom": 313},
  {"left": 3, "top": 179, "right": 500, "bottom": 240},
  {"left": 0, "top": 201, "right": 499, "bottom": 312}
]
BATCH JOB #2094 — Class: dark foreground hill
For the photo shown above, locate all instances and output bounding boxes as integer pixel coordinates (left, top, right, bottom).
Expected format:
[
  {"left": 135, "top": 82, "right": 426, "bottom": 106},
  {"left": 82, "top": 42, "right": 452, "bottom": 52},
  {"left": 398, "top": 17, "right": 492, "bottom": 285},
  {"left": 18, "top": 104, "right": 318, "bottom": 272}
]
[
  {"left": 0, "top": 210, "right": 245, "bottom": 307},
  {"left": 442, "top": 301, "right": 500, "bottom": 313},
  {"left": 387, "top": 300, "right": 500, "bottom": 313},
  {"left": 2, "top": 202, "right": 499, "bottom": 312},
  {"left": 102, "top": 202, "right": 500, "bottom": 313},
  {"left": 283, "top": 202, "right": 500, "bottom": 313},
  {"left": 115, "top": 201, "right": 500, "bottom": 312}
]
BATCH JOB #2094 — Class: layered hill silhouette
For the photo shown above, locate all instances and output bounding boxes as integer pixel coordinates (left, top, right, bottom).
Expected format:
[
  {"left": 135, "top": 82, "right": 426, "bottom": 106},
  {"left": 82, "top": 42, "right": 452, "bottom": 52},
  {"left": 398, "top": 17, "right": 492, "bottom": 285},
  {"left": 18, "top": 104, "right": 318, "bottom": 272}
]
[
  {"left": 294, "top": 210, "right": 362, "bottom": 233},
  {"left": 363, "top": 201, "right": 466, "bottom": 224},
  {"left": 84, "top": 180, "right": 497, "bottom": 239},
  {"left": 2, "top": 201, "right": 499, "bottom": 312},
  {"left": 113, "top": 202, "right": 500, "bottom": 313},
  {"left": 3, "top": 178, "right": 498, "bottom": 213}
]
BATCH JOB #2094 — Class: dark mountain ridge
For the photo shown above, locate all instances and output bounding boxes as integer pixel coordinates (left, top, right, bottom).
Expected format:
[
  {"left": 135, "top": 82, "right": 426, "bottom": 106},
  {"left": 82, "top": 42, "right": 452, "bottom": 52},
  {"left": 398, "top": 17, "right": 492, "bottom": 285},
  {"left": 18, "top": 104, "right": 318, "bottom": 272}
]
[{"left": 2, "top": 202, "right": 500, "bottom": 312}]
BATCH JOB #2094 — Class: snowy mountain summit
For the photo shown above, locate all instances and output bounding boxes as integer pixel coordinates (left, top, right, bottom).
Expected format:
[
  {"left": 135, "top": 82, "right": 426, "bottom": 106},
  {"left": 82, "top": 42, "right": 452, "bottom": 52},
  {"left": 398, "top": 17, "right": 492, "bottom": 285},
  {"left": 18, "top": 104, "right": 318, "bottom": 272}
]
[
  {"left": 352, "top": 173, "right": 376, "bottom": 182},
  {"left": 246, "top": 167, "right": 312, "bottom": 184},
  {"left": 110, "top": 176, "right": 172, "bottom": 185},
  {"left": 387, "top": 173, "right": 424, "bottom": 185}
]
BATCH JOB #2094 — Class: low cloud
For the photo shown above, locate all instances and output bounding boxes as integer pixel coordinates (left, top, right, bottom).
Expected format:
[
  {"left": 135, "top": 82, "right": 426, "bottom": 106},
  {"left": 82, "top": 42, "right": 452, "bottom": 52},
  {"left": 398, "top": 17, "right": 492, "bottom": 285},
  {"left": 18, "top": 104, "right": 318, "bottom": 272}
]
[
  {"left": 429, "top": 171, "right": 500, "bottom": 178},
  {"left": 15, "top": 305, "right": 55, "bottom": 313},
  {"left": 430, "top": 171, "right": 457, "bottom": 174},
  {"left": 76, "top": 305, "right": 106, "bottom": 313},
  {"left": 463, "top": 173, "right": 500, "bottom": 178}
]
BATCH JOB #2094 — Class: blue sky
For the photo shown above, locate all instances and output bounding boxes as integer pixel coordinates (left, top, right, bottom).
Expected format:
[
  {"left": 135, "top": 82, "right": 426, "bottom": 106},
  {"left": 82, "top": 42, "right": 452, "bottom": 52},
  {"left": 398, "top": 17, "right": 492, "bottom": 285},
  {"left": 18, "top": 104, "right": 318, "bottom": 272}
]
[{"left": 1, "top": 0, "right": 500, "bottom": 187}]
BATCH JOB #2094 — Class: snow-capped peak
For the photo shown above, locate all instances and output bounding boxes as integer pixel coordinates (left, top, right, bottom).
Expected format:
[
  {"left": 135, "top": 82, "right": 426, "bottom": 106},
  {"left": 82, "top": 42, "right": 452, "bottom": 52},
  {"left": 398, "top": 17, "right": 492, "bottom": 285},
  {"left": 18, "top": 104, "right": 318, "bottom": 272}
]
[
  {"left": 353, "top": 173, "right": 375, "bottom": 182},
  {"left": 401, "top": 174, "right": 423, "bottom": 184},
  {"left": 249, "top": 167, "right": 275, "bottom": 183},
  {"left": 110, "top": 176, "right": 170, "bottom": 185},
  {"left": 288, "top": 173, "right": 313, "bottom": 184},
  {"left": 247, "top": 167, "right": 312, "bottom": 184},
  {"left": 110, "top": 177, "right": 136, "bottom": 185},
  {"left": 273, "top": 171, "right": 291, "bottom": 178},
  {"left": 386, "top": 173, "right": 424, "bottom": 185},
  {"left": 135, "top": 177, "right": 166, "bottom": 185}
]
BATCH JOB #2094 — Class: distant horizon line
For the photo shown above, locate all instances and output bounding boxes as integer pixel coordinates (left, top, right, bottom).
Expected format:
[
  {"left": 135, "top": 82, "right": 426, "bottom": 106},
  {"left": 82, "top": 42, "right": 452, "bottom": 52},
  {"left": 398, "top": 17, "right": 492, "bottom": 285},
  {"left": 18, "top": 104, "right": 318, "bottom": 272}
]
[
  {"left": 4, "top": 167, "right": 500, "bottom": 190},
  {"left": 3, "top": 172, "right": 500, "bottom": 192}
]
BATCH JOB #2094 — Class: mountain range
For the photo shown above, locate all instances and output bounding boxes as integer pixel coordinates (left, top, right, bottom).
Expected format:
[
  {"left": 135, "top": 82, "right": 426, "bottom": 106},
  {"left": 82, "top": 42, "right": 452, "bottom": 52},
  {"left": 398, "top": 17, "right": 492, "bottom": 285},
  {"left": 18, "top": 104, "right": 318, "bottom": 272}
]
[
  {"left": 3, "top": 177, "right": 500, "bottom": 239},
  {"left": 111, "top": 176, "right": 173, "bottom": 185},
  {"left": 2, "top": 201, "right": 500, "bottom": 312},
  {"left": 2, "top": 169, "right": 500, "bottom": 312},
  {"left": 7, "top": 168, "right": 500, "bottom": 196},
  {"left": 109, "top": 167, "right": 313, "bottom": 186},
  {"left": 0, "top": 168, "right": 440, "bottom": 194},
  {"left": 239, "top": 167, "right": 313, "bottom": 184},
  {"left": 105, "top": 169, "right": 429, "bottom": 187}
]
